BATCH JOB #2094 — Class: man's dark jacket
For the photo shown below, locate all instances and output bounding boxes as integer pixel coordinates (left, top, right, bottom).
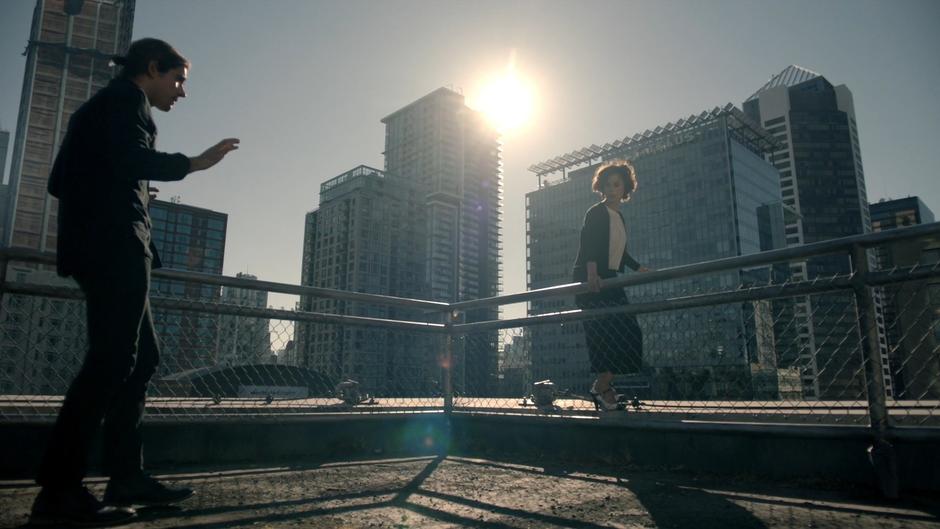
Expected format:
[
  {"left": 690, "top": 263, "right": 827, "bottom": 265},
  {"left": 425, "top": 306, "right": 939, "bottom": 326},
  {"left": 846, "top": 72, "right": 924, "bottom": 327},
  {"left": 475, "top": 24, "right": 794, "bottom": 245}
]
[{"left": 47, "top": 78, "right": 190, "bottom": 277}]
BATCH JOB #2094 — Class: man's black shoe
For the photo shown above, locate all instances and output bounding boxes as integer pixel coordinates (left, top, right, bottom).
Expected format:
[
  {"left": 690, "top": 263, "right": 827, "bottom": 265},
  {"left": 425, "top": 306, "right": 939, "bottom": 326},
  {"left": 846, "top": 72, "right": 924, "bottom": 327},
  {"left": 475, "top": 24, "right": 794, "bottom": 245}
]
[
  {"left": 29, "top": 485, "right": 137, "bottom": 527},
  {"left": 104, "top": 474, "right": 194, "bottom": 506}
]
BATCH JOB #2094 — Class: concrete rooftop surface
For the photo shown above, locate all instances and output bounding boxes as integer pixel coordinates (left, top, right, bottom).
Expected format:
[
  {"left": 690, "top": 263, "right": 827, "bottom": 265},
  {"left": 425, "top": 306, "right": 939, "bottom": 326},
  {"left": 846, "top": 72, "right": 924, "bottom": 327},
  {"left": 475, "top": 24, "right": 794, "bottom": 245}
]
[{"left": 2, "top": 455, "right": 939, "bottom": 529}]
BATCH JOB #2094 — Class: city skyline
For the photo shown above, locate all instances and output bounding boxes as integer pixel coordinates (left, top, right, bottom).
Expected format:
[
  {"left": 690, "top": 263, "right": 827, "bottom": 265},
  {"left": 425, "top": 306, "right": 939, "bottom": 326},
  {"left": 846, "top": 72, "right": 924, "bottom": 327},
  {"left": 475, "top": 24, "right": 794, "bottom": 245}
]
[
  {"left": 1, "top": 0, "right": 938, "bottom": 316},
  {"left": 298, "top": 84, "right": 503, "bottom": 396}
]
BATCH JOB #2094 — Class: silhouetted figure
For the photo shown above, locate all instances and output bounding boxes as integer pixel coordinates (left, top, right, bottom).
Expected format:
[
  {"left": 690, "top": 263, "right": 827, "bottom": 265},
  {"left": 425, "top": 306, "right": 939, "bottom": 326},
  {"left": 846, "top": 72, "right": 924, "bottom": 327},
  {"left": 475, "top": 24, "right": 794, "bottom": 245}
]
[
  {"left": 30, "top": 38, "right": 239, "bottom": 527},
  {"left": 572, "top": 160, "right": 649, "bottom": 411}
]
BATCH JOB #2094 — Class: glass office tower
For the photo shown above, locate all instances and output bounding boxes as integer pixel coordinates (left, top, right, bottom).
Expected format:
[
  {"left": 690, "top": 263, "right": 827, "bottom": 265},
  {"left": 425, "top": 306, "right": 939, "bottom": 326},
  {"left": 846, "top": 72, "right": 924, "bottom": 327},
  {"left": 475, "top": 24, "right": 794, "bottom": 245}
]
[
  {"left": 744, "top": 65, "right": 887, "bottom": 400},
  {"left": 526, "top": 105, "right": 793, "bottom": 398}
]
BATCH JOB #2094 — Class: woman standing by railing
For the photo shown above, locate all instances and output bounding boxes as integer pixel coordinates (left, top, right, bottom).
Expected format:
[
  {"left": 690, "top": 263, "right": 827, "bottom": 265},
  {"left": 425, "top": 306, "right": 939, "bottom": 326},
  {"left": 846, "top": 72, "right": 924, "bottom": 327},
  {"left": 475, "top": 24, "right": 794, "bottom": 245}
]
[{"left": 571, "top": 160, "right": 649, "bottom": 411}]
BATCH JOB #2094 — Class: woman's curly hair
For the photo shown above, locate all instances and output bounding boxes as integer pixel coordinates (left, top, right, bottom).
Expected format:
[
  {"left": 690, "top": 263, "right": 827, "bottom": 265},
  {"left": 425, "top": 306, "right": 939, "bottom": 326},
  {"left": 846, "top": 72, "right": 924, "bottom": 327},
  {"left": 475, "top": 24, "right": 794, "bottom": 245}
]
[{"left": 592, "top": 159, "right": 637, "bottom": 202}]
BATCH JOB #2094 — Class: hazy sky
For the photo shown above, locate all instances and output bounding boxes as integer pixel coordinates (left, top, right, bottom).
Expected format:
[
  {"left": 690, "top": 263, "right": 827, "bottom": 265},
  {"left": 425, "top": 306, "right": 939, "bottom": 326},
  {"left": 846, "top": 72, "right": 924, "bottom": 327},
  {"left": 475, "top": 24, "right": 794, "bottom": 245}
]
[{"left": 2, "top": 0, "right": 939, "bottom": 314}]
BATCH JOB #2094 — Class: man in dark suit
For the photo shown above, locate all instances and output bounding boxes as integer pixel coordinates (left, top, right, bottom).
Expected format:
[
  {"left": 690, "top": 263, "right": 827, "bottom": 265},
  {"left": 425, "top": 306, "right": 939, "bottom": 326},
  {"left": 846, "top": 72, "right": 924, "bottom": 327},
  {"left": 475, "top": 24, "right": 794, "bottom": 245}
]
[{"left": 30, "top": 38, "right": 239, "bottom": 527}]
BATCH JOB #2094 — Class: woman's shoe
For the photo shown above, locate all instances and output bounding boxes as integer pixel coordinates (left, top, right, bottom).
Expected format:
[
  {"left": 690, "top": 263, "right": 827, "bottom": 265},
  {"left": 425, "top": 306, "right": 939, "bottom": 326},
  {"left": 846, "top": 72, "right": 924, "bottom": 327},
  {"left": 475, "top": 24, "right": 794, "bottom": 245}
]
[{"left": 590, "top": 387, "right": 623, "bottom": 411}]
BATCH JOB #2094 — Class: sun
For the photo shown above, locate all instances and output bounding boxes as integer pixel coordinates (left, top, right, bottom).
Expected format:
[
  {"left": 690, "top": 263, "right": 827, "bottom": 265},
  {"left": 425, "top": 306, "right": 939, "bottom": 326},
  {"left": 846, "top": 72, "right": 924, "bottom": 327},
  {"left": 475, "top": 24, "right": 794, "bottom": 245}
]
[{"left": 474, "top": 61, "right": 535, "bottom": 135}]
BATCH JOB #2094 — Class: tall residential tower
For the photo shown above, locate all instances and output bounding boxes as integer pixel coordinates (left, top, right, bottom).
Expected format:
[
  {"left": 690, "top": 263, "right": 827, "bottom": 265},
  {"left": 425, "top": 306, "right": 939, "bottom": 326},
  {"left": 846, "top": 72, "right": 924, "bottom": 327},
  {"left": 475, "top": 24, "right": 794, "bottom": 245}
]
[
  {"left": 297, "top": 165, "right": 430, "bottom": 394},
  {"left": 381, "top": 88, "right": 503, "bottom": 395},
  {"left": 4, "top": 0, "right": 135, "bottom": 253},
  {"left": 0, "top": 0, "right": 135, "bottom": 396}
]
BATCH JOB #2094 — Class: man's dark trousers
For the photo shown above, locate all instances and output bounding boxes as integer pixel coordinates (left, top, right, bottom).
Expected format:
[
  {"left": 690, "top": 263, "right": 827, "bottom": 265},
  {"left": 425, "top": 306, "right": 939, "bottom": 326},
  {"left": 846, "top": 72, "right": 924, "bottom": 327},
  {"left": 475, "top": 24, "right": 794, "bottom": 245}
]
[{"left": 37, "top": 250, "right": 159, "bottom": 488}]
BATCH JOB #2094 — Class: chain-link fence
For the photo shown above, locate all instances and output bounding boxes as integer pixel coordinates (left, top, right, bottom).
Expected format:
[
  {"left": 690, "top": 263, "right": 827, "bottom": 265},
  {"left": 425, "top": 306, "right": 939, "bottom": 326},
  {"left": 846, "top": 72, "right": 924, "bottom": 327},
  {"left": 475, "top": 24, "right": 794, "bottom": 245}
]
[
  {"left": 0, "top": 249, "right": 449, "bottom": 420},
  {"left": 1, "top": 224, "right": 939, "bottom": 429},
  {"left": 449, "top": 224, "right": 940, "bottom": 433}
]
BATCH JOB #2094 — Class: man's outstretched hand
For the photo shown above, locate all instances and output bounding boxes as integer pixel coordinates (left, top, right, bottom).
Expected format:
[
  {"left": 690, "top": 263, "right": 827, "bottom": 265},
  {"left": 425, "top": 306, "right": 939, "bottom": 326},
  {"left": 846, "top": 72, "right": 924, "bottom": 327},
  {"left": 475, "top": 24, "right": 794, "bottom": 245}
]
[{"left": 190, "top": 138, "right": 240, "bottom": 172}]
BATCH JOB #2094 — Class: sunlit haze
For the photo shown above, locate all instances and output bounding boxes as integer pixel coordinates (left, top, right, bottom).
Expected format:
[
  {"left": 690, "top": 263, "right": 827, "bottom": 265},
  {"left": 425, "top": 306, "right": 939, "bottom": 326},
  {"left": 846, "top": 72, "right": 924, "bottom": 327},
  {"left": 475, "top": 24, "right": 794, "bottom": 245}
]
[{"left": 472, "top": 56, "right": 536, "bottom": 135}]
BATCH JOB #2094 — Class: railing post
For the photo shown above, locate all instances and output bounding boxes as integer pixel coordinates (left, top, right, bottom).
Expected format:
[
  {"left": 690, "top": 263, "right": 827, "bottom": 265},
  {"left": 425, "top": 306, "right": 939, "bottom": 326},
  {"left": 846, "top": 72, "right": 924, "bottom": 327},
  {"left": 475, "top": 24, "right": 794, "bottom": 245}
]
[
  {"left": 442, "top": 309, "right": 457, "bottom": 413},
  {"left": 851, "top": 244, "right": 898, "bottom": 498}
]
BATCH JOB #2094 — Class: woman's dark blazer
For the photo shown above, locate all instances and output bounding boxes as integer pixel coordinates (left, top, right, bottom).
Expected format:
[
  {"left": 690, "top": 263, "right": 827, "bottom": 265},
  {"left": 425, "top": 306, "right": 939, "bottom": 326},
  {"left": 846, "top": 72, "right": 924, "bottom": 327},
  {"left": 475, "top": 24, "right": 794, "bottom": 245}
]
[{"left": 571, "top": 202, "right": 641, "bottom": 282}]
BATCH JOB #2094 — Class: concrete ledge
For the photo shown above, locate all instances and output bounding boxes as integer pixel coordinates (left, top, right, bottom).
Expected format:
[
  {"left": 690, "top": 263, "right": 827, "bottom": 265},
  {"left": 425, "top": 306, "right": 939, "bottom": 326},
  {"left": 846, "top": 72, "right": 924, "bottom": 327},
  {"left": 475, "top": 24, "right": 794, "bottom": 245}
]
[{"left": 1, "top": 414, "right": 937, "bottom": 493}]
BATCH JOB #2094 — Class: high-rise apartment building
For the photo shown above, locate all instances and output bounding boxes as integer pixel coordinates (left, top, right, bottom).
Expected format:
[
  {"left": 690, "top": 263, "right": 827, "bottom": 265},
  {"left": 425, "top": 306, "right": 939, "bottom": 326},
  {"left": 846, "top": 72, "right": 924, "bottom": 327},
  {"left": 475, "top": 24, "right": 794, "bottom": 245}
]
[
  {"left": 381, "top": 88, "right": 502, "bottom": 395},
  {"left": 150, "top": 199, "right": 227, "bottom": 378},
  {"left": 218, "top": 273, "right": 271, "bottom": 366},
  {"left": 0, "top": 1, "right": 134, "bottom": 396},
  {"left": 743, "top": 65, "right": 887, "bottom": 400},
  {"left": 297, "top": 165, "right": 430, "bottom": 394},
  {"left": 526, "top": 105, "right": 795, "bottom": 398},
  {"left": 870, "top": 197, "right": 939, "bottom": 400},
  {"left": 4, "top": 0, "right": 134, "bottom": 253}
]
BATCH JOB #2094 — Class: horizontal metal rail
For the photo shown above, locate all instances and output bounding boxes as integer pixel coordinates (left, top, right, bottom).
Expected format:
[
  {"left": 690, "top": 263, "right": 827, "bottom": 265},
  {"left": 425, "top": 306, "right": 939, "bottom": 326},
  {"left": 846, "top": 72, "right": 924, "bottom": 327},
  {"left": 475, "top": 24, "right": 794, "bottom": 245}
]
[
  {"left": 452, "top": 221, "right": 940, "bottom": 311},
  {"left": 454, "top": 264, "right": 940, "bottom": 333},
  {"left": 3, "top": 222, "right": 938, "bottom": 319},
  {"left": 3, "top": 224, "right": 939, "bottom": 336},
  {"left": 0, "top": 281, "right": 446, "bottom": 333},
  {"left": 0, "top": 247, "right": 451, "bottom": 312}
]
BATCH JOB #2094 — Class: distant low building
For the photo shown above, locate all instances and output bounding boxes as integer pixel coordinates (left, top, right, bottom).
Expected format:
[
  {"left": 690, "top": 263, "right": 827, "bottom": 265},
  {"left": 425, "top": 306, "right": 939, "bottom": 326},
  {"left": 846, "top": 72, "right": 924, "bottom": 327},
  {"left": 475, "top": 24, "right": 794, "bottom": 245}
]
[
  {"left": 870, "top": 197, "right": 940, "bottom": 400},
  {"left": 218, "top": 273, "right": 272, "bottom": 366},
  {"left": 497, "top": 332, "right": 531, "bottom": 397},
  {"left": 150, "top": 199, "right": 227, "bottom": 379}
]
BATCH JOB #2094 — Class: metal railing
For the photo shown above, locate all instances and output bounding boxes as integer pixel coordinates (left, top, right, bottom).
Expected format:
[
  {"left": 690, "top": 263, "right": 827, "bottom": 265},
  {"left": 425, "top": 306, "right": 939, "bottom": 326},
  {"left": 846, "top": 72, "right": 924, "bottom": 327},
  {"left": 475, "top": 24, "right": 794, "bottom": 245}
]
[{"left": 2, "top": 222, "right": 939, "bottom": 497}]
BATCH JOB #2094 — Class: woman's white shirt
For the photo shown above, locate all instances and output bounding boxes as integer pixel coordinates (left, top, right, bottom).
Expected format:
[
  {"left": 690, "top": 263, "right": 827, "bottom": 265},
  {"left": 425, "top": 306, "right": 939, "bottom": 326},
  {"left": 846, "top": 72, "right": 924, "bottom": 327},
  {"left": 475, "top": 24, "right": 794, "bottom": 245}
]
[{"left": 607, "top": 207, "right": 626, "bottom": 270}]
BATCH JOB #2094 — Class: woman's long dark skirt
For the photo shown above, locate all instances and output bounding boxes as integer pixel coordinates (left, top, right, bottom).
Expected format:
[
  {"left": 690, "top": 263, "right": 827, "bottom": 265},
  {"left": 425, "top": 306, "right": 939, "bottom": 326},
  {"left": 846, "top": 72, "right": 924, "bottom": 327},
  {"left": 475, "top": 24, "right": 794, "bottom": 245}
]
[{"left": 575, "top": 287, "right": 643, "bottom": 374}]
